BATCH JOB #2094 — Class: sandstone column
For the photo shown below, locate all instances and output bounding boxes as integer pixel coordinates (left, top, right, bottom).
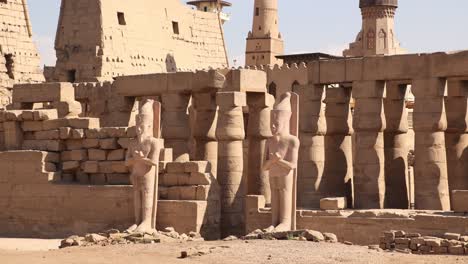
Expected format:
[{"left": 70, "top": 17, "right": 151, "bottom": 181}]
[
  {"left": 192, "top": 92, "right": 218, "bottom": 177},
  {"left": 324, "top": 86, "right": 354, "bottom": 208},
  {"left": 216, "top": 91, "right": 246, "bottom": 237},
  {"left": 353, "top": 80, "right": 386, "bottom": 209},
  {"left": 412, "top": 78, "right": 450, "bottom": 210},
  {"left": 161, "top": 93, "right": 191, "bottom": 162},
  {"left": 445, "top": 79, "right": 468, "bottom": 200},
  {"left": 297, "top": 84, "right": 326, "bottom": 209},
  {"left": 384, "top": 82, "right": 410, "bottom": 209},
  {"left": 246, "top": 93, "right": 274, "bottom": 204}
]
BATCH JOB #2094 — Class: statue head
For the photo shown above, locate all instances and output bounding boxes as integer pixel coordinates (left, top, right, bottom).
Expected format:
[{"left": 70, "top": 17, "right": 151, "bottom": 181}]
[
  {"left": 136, "top": 99, "right": 154, "bottom": 139},
  {"left": 271, "top": 92, "right": 292, "bottom": 136}
]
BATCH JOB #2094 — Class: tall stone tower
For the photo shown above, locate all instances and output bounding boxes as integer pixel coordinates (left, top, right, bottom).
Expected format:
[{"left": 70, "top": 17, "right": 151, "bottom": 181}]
[
  {"left": 343, "top": 0, "right": 405, "bottom": 57},
  {"left": 245, "top": 0, "right": 284, "bottom": 67},
  {"left": 0, "top": 0, "right": 44, "bottom": 108}
]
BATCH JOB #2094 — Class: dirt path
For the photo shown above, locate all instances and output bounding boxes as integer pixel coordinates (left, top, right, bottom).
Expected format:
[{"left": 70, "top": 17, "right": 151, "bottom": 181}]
[{"left": 0, "top": 239, "right": 466, "bottom": 264}]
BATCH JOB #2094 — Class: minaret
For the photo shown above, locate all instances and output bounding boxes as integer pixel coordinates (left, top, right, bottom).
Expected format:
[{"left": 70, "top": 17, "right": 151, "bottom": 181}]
[
  {"left": 343, "top": 0, "right": 405, "bottom": 57},
  {"left": 245, "top": 0, "right": 284, "bottom": 67}
]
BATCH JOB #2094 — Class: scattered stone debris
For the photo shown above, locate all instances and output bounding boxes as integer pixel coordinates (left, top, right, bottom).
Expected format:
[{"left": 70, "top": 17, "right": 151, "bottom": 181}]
[
  {"left": 379, "top": 230, "right": 468, "bottom": 255},
  {"left": 60, "top": 227, "right": 204, "bottom": 249},
  {"left": 242, "top": 229, "right": 338, "bottom": 244},
  {"left": 180, "top": 245, "right": 230, "bottom": 259}
]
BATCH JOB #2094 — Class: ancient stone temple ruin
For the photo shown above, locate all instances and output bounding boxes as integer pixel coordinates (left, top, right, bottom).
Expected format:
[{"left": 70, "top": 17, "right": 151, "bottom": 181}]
[
  {"left": 48, "top": 0, "right": 229, "bottom": 82},
  {"left": 0, "top": 0, "right": 467, "bottom": 253},
  {"left": 0, "top": 0, "right": 44, "bottom": 108}
]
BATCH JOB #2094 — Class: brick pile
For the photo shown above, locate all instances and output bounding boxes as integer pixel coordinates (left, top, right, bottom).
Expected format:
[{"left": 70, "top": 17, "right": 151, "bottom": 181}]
[{"left": 380, "top": 230, "right": 468, "bottom": 255}]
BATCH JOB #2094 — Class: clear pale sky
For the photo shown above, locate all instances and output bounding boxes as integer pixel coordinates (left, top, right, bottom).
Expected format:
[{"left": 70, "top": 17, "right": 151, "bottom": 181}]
[{"left": 28, "top": 0, "right": 468, "bottom": 67}]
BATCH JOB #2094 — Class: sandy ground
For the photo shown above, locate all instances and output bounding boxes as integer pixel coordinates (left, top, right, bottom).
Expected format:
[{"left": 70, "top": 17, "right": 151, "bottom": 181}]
[{"left": 0, "top": 239, "right": 466, "bottom": 264}]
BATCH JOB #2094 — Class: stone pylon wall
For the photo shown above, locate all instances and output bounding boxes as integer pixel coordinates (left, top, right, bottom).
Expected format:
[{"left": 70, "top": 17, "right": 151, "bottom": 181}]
[
  {"left": 53, "top": 0, "right": 228, "bottom": 82},
  {"left": 0, "top": 0, "right": 44, "bottom": 108}
]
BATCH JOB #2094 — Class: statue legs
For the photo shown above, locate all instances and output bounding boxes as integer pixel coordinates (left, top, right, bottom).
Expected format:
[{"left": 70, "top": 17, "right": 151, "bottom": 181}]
[
  {"left": 269, "top": 174, "right": 293, "bottom": 232},
  {"left": 128, "top": 168, "right": 156, "bottom": 234}
]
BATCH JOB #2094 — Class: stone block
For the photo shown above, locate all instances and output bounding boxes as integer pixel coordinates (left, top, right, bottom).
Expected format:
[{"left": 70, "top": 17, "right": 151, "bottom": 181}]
[
  {"left": 179, "top": 186, "right": 197, "bottom": 200},
  {"left": 196, "top": 185, "right": 210, "bottom": 200},
  {"left": 425, "top": 238, "right": 441, "bottom": 247},
  {"left": 160, "top": 173, "right": 179, "bottom": 186},
  {"left": 76, "top": 172, "right": 89, "bottom": 184},
  {"left": 166, "top": 162, "right": 186, "bottom": 173},
  {"left": 452, "top": 190, "right": 468, "bottom": 213},
  {"left": 67, "top": 118, "right": 100, "bottom": 129},
  {"left": 395, "top": 238, "right": 411, "bottom": 246},
  {"left": 22, "top": 140, "right": 64, "bottom": 152},
  {"left": 44, "top": 162, "right": 57, "bottom": 172},
  {"left": 61, "top": 150, "right": 88, "bottom": 161},
  {"left": 167, "top": 187, "right": 181, "bottom": 200},
  {"left": 83, "top": 139, "right": 100, "bottom": 149},
  {"left": 101, "top": 127, "right": 127, "bottom": 138},
  {"left": 107, "top": 149, "right": 125, "bottom": 161},
  {"left": 106, "top": 174, "right": 130, "bottom": 185},
  {"left": 13, "top": 83, "right": 75, "bottom": 103},
  {"left": 82, "top": 161, "right": 99, "bottom": 173},
  {"left": 42, "top": 119, "right": 69, "bottom": 130},
  {"left": 34, "top": 130, "right": 60, "bottom": 140},
  {"left": 320, "top": 197, "right": 347, "bottom": 210},
  {"left": 88, "top": 149, "right": 107, "bottom": 161},
  {"left": 33, "top": 110, "right": 58, "bottom": 121},
  {"left": 70, "top": 129, "right": 85, "bottom": 139},
  {"left": 434, "top": 246, "right": 448, "bottom": 254},
  {"left": 99, "top": 161, "right": 128, "bottom": 174},
  {"left": 22, "top": 121, "right": 43, "bottom": 132},
  {"left": 184, "top": 161, "right": 210, "bottom": 173},
  {"left": 216, "top": 92, "right": 247, "bottom": 108},
  {"left": 66, "top": 139, "right": 83, "bottom": 150},
  {"left": 115, "top": 73, "right": 168, "bottom": 96},
  {"left": 448, "top": 245, "right": 464, "bottom": 255},
  {"left": 100, "top": 138, "right": 118, "bottom": 150},
  {"left": 62, "top": 161, "right": 80, "bottom": 171},
  {"left": 189, "top": 172, "right": 212, "bottom": 185},
  {"left": 444, "top": 233, "right": 461, "bottom": 240},
  {"left": 18, "top": 111, "right": 34, "bottom": 121},
  {"left": 224, "top": 69, "right": 267, "bottom": 93},
  {"left": 59, "top": 127, "right": 71, "bottom": 139},
  {"left": 4, "top": 121, "right": 23, "bottom": 150},
  {"left": 192, "top": 70, "right": 225, "bottom": 92},
  {"left": 117, "top": 138, "right": 130, "bottom": 149},
  {"left": 90, "top": 174, "right": 107, "bottom": 185}
]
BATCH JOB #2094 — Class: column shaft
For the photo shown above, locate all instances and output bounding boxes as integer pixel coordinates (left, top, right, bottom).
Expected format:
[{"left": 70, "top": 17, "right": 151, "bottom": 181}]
[
  {"left": 384, "top": 82, "right": 409, "bottom": 209},
  {"left": 324, "top": 87, "right": 354, "bottom": 208},
  {"left": 446, "top": 79, "right": 468, "bottom": 201},
  {"left": 216, "top": 92, "right": 246, "bottom": 237},
  {"left": 412, "top": 78, "right": 450, "bottom": 210},
  {"left": 192, "top": 92, "right": 219, "bottom": 177},
  {"left": 297, "top": 85, "right": 326, "bottom": 208},
  {"left": 246, "top": 93, "right": 274, "bottom": 204},
  {"left": 353, "top": 81, "right": 386, "bottom": 209}
]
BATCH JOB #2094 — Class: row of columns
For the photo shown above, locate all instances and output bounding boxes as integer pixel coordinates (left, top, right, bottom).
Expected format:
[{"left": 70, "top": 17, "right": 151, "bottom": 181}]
[{"left": 299, "top": 77, "right": 467, "bottom": 210}]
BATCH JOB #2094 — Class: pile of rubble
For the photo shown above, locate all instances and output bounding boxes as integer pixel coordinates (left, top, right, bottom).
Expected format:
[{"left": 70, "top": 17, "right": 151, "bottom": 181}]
[
  {"left": 242, "top": 229, "right": 338, "bottom": 243},
  {"left": 60, "top": 227, "right": 204, "bottom": 248},
  {"left": 379, "top": 230, "right": 468, "bottom": 255}
]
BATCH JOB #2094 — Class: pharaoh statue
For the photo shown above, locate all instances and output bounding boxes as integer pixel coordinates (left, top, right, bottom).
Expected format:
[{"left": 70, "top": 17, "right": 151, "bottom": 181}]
[
  {"left": 125, "top": 99, "right": 162, "bottom": 234},
  {"left": 263, "top": 92, "right": 300, "bottom": 232}
]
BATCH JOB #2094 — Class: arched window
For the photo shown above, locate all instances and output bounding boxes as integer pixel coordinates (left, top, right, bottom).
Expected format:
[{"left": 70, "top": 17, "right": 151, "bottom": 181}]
[
  {"left": 268, "top": 82, "right": 277, "bottom": 98},
  {"left": 379, "top": 29, "right": 387, "bottom": 50}
]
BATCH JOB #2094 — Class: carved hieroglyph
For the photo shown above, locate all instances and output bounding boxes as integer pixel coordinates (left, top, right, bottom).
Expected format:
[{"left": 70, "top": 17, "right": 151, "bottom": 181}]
[
  {"left": 125, "top": 99, "right": 162, "bottom": 234},
  {"left": 263, "top": 92, "right": 300, "bottom": 232}
]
